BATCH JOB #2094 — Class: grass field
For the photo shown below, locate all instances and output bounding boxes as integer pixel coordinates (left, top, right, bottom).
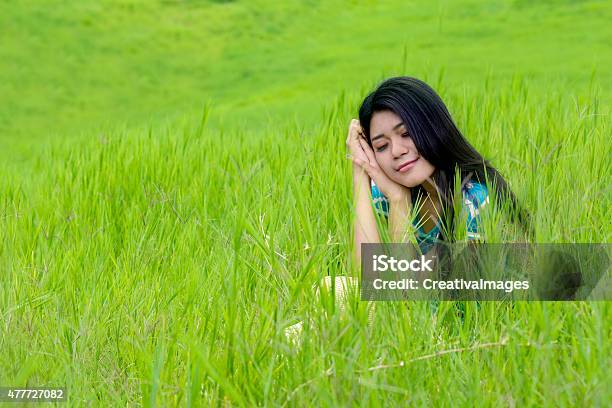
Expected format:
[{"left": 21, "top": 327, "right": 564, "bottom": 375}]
[{"left": 1, "top": 0, "right": 611, "bottom": 406}]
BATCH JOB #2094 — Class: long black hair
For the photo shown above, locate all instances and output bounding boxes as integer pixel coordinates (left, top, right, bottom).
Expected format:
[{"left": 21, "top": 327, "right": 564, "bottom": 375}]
[{"left": 358, "top": 76, "right": 534, "bottom": 242}]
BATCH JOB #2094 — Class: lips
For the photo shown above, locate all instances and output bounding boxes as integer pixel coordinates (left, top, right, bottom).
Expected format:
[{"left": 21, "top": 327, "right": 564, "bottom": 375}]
[{"left": 397, "top": 157, "right": 419, "bottom": 172}]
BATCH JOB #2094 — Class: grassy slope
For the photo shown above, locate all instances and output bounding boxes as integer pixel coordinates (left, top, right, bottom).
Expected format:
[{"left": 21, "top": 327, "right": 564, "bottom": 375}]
[
  {"left": 1, "top": 0, "right": 610, "bottom": 161},
  {"left": 1, "top": 0, "right": 611, "bottom": 406}
]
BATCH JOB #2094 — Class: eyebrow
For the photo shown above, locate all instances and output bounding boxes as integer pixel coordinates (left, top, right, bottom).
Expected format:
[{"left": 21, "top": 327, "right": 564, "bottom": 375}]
[{"left": 371, "top": 122, "right": 404, "bottom": 142}]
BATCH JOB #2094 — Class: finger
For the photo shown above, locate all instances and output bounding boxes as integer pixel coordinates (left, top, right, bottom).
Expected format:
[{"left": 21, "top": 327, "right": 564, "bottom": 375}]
[
  {"left": 353, "top": 127, "right": 364, "bottom": 141},
  {"left": 352, "top": 157, "right": 367, "bottom": 167},
  {"left": 359, "top": 159, "right": 377, "bottom": 176},
  {"left": 352, "top": 158, "right": 372, "bottom": 176},
  {"left": 354, "top": 138, "right": 368, "bottom": 157},
  {"left": 358, "top": 124, "right": 366, "bottom": 138},
  {"left": 347, "top": 120, "right": 358, "bottom": 141},
  {"left": 351, "top": 157, "right": 365, "bottom": 172},
  {"left": 359, "top": 139, "right": 377, "bottom": 166}
]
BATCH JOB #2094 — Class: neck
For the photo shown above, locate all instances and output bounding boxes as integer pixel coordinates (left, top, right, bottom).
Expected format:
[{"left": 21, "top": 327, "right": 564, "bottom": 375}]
[
  {"left": 416, "top": 178, "right": 444, "bottom": 232},
  {"left": 421, "top": 178, "right": 440, "bottom": 201}
]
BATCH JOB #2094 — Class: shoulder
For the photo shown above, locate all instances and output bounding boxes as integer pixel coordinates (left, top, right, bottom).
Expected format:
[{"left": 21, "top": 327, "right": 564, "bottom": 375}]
[
  {"left": 462, "top": 180, "right": 490, "bottom": 239},
  {"left": 371, "top": 179, "right": 389, "bottom": 216},
  {"left": 462, "top": 180, "right": 489, "bottom": 214}
]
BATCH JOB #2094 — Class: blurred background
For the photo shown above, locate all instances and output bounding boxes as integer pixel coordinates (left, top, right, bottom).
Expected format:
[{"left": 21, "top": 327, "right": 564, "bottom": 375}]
[{"left": 2, "top": 0, "right": 610, "bottom": 163}]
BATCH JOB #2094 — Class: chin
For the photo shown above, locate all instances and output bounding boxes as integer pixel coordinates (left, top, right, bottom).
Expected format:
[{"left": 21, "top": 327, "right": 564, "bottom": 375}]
[
  {"left": 393, "top": 170, "right": 429, "bottom": 188},
  {"left": 386, "top": 162, "right": 435, "bottom": 188},
  {"left": 404, "top": 178, "right": 425, "bottom": 188},
  {"left": 391, "top": 175, "right": 421, "bottom": 189}
]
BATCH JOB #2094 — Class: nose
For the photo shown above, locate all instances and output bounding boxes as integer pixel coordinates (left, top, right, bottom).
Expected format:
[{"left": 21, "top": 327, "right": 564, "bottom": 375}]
[{"left": 391, "top": 138, "right": 410, "bottom": 158}]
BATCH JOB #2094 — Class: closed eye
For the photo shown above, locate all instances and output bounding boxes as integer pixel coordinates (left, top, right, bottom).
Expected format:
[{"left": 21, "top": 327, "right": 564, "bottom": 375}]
[
  {"left": 376, "top": 132, "right": 409, "bottom": 152},
  {"left": 375, "top": 144, "right": 387, "bottom": 152}
]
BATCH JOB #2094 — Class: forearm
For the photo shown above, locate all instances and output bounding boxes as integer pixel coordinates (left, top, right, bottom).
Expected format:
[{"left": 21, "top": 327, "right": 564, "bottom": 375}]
[{"left": 352, "top": 164, "right": 381, "bottom": 268}]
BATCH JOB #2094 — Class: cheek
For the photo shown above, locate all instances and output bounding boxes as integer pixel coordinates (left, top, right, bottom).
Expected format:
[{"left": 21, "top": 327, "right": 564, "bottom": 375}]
[
  {"left": 420, "top": 158, "right": 434, "bottom": 170},
  {"left": 374, "top": 154, "right": 393, "bottom": 171},
  {"left": 408, "top": 139, "right": 419, "bottom": 151},
  {"left": 417, "top": 159, "right": 436, "bottom": 177}
]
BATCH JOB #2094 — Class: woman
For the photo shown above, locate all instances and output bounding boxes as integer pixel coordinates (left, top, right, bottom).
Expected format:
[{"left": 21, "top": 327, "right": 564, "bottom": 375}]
[
  {"left": 347, "top": 76, "right": 533, "bottom": 265},
  {"left": 285, "top": 77, "right": 534, "bottom": 342}
]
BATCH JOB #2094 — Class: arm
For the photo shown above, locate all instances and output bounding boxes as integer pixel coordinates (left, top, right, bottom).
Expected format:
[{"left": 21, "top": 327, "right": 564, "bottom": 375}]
[
  {"left": 352, "top": 163, "right": 381, "bottom": 268},
  {"left": 346, "top": 118, "right": 413, "bottom": 267},
  {"left": 464, "top": 181, "right": 489, "bottom": 242}
]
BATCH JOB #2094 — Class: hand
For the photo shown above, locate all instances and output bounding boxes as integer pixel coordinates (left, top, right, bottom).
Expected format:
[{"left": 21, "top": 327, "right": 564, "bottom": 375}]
[
  {"left": 345, "top": 119, "right": 369, "bottom": 164},
  {"left": 352, "top": 137, "right": 411, "bottom": 203}
]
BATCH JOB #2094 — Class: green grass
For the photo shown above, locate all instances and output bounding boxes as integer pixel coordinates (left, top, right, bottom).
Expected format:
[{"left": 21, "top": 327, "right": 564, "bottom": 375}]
[
  {"left": 1, "top": 0, "right": 611, "bottom": 406},
  {"left": 1, "top": 0, "right": 610, "bottom": 162}
]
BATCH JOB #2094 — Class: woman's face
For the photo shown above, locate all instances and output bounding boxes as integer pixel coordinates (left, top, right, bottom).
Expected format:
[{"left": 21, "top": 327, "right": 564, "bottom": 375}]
[{"left": 369, "top": 110, "right": 436, "bottom": 188}]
